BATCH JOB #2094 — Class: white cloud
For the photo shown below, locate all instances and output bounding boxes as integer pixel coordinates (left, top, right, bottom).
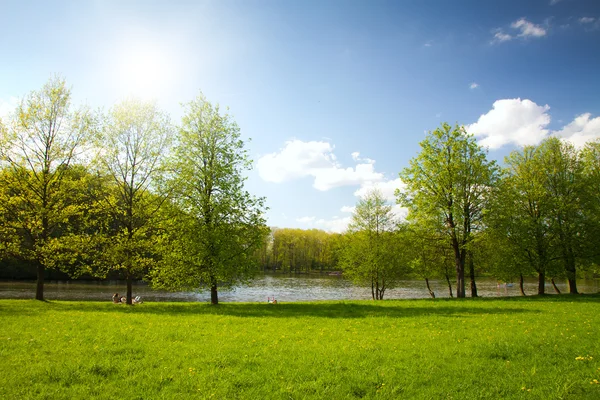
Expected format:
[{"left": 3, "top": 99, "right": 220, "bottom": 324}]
[
  {"left": 552, "top": 113, "right": 600, "bottom": 148},
  {"left": 492, "top": 18, "right": 547, "bottom": 44},
  {"left": 391, "top": 204, "right": 409, "bottom": 221},
  {"left": 340, "top": 205, "right": 355, "bottom": 213},
  {"left": 296, "top": 216, "right": 315, "bottom": 223},
  {"left": 257, "top": 140, "right": 335, "bottom": 183},
  {"left": 493, "top": 31, "right": 513, "bottom": 43},
  {"left": 354, "top": 178, "right": 406, "bottom": 201},
  {"left": 579, "top": 17, "right": 595, "bottom": 24},
  {"left": 467, "top": 98, "right": 551, "bottom": 149},
  {"left": 257, "top": 140, "right": 384, "bottom": 191},
  {"left": 511, "top": 18, "right": 547, "bottom": 38},
  {"left": 315, "top": 216, "right": 352, "bottom": 234},
  {"left": 550, "top": 0, "right": 563, "bottom": 5},
  {"left": 469, "top": 82, "right": 479, "bottom": 89}
]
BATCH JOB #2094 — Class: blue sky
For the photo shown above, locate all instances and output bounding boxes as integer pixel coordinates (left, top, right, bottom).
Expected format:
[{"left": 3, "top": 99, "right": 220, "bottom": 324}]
[{"left": 1, "top": 0, "right": 600, "bottom": 231}]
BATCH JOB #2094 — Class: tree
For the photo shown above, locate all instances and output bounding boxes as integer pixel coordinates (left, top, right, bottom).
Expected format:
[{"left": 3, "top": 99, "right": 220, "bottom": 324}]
[
  {"left": 581, "top": 139, "right": 600, "bottom": 268},
  {"left": 151, "top": 94, "right": 267, "bottom": 305},
  {"left": 398, "top": 123, "right": 498, "bottom": 298},
  {"left": 94, "top": 98, "right": 172, "bottom": 304},
  {"left": 538, "top": 138, "right": 586, "bottom": 294},
  {"left": 485, "top": 146, "right": 561, "bottom": 294},
  {"left": 0, "top": 77, "right": 94, "bottom": 300},
  {"left": 340, "top": 190, "right": 407, "bottom": 300}
]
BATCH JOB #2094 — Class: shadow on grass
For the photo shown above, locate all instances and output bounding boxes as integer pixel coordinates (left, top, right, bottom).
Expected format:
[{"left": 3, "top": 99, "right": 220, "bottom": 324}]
[
  {"left": 1, "top": 293, "right": 597, "bottom": 318},
  {"left": 1, "top": 299, "right": 540, "bottom": 319}
]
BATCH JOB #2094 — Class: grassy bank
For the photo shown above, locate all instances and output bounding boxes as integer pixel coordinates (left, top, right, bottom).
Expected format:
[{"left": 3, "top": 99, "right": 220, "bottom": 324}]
[{"left": 1, "top": 296, "right": 599, "bottom": 399}]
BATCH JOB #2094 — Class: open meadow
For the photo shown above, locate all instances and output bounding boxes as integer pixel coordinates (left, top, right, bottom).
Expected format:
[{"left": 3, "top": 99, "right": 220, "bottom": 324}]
[{"left": 1, "top": 295, "right": 599, "bottom": 399}]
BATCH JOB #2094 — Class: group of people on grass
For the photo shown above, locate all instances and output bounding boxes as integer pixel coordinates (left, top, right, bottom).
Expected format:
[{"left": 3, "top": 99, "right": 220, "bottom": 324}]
[{"left": 112, "top": 293, "right": 142, "bottom": 304}]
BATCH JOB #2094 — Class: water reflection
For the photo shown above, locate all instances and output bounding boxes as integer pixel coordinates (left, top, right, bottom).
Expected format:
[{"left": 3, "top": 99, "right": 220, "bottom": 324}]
[{"left": 0, "top": 275, "right": 598, "bottom": 302}]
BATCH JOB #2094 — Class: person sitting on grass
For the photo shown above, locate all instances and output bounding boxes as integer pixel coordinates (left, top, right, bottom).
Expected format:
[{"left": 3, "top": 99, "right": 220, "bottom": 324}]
[{"left": 112, "top": 293, "right": 120, "bottom": 303}]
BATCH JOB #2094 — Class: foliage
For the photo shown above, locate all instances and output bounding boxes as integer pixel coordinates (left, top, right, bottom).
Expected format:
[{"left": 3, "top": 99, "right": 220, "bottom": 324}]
[
  {"left": 267, "top": 228, "right": 341, "bottom": 272},
  {"left": 339, "top": 190, "right": 409, "bottom": 299},
  {"left": 0, "top": 77, "right": 95, "bottom": 300},
  {"left": 93, "top": 98, "right": 173, "bottom": 304},
  {"left": 151, "top": 94, "right": 267, "bottom": 304},
  {"left": 398, "top": 123, "right": 499, "bottom": 297},
  {"left": 537, "top": 138, "right": 587, "bottom": 294}
]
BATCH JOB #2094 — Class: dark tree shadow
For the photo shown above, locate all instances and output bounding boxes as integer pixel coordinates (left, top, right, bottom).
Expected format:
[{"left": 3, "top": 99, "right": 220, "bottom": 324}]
[{"left": 1, "top": 293, "right": 597, "bottom": 318}]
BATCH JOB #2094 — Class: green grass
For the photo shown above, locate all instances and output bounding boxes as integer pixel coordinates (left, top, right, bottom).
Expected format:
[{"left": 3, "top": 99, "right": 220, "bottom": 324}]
[{"left": 1, "top": 296, "right": 599, "bottom": 399}]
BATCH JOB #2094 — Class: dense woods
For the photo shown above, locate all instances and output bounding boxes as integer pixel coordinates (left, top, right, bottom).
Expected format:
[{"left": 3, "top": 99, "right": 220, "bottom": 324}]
[{"left": 1, "top": 78, "right": 599, "bottom": 301}]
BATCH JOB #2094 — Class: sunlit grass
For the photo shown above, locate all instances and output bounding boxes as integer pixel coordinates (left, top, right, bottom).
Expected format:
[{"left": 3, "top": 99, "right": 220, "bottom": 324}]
[{"left": 1, "top": 296, "right": 599, "bottom": 399}]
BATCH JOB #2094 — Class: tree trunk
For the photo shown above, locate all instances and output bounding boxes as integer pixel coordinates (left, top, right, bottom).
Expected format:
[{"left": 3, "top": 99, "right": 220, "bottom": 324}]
[
  {"left": 538, "top": 271, "right": 545, "bottom": 295},
  {"left": 551, "top": 278, "right": 562, "bottom": 294},
  {"left": 519, "top": 274, "right": 526, "bottom": 296},
  {"left": 126, "top": 276, "right": 133, "bottom": 305},
  {"left": 452, "top": 240, "right": 465, "bottom": 298},
  {"left": 566, "top": 264, "right": 578, "bottom": 294},
  {"left": 445, "top": 273, "right": 454, "bottom": 298},
  {"left": 371, "top": 279, "right": 375, "bottom": 300},
  {"left": 36, "top": 263, "right": 45, "bottom": 301},
  {"left": 425, "top": 278, "right": 436, "bottom": 298},
  {"left": 211, "top": 284, "right": 219, "bottom": 305},
  {"left": 468, "top": 251, "right": 478, "bottom": 298}
]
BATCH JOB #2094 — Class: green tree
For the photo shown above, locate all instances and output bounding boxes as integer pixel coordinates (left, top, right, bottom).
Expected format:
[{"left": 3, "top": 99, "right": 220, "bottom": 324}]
[
  {"left": 398, "top": 123, "right": 498, "bottom": 298},
  {"left": 152, "top": 94, "right": 267, "bottom": 305},
  {"left": 0, "top": 77, "right": 94, "bottom": 300},
  {"left": 340, "top": 190, "right": 407, "bottom": 300},
  {"left": 538, "top": 138, "right": 586, "bottom": 294},
  {"left": 485, "top": 146, "right": 560, "bottom": 294},
  {"left": 94, "top": 98, "right": 172, "bottom": 304},
  {"left": 581, "top": 139, "right": 600, "bottom": 268}
]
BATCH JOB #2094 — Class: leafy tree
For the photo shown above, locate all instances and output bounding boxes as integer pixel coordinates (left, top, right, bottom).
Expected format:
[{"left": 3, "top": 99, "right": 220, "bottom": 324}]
[
  {"left": 485, "top": 146, "right": 561, "bottom": 294},
  {"left": 151, "top": 94, "right": 267, "bottom": 304},
  {"left": 94, "top": 98, "right": 172, "bottom": 304},
  {"left": 538, "top": 138, "right": 586, "bottom": 294},
  {"left": 0, "top": 77, "right": 94, "bottom": 300},
  {"left": 398, "top": 123, "right": 498, "bottom": 298},
  {"left": 580, "top": 139, "right": 600, "bottom": 269},
  {"left": 340, "top": 190, "right": 407, "bottom": 299}
]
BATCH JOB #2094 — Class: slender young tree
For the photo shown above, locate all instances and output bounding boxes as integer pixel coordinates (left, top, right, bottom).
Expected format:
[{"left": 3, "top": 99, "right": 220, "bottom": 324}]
[
  {"left": 340, "top": 190, "right": 407, "bottom": 300},
  {"left": 152, "top": 94, "right": 267, "bottom": 305},
  {"left": 0, "top": 77, "right": 93, "bottom": 300},
  {"left": 95, "top": 98, "right": 172, "bottom": 304},
  {"left": 398, "top": 123, "right": 498, "bottom": 298}
]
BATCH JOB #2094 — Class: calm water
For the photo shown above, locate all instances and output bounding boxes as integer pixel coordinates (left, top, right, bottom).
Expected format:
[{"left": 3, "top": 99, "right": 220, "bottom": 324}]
[{"left": 0, "top": 275, "right": 598, "bottom": 302}]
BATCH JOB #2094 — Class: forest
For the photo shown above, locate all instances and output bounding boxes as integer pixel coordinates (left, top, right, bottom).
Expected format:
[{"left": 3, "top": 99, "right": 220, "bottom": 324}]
[{"left": 1, "top": 77, "right": 599, "bottom": 303}]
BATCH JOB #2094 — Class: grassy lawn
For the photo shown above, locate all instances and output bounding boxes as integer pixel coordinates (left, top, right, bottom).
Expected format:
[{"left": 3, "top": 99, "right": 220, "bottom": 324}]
[{"left": 1, "top": 295, "right": 599, "bottom": 399}]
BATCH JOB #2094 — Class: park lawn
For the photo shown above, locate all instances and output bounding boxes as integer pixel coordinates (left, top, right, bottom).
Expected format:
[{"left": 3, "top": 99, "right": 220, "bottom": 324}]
[{"left": 0, "top": 296, "right": 599, "bottom": 399}]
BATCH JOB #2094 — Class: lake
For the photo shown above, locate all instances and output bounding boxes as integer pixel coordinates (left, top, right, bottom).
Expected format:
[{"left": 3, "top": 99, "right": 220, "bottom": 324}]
[{"left": 1, "top": 274, "right": 598, "bottom": 302}]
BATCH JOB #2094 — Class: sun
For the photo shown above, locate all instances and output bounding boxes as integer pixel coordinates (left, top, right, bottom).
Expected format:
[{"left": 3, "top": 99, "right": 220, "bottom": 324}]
[{"left": 116, "top": 42, "right": 171, "bottom": 100}]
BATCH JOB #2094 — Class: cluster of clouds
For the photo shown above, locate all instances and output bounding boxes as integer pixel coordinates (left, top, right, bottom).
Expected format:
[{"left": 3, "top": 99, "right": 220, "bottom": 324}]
[
  {"left": 467, "top": 98, "right": 600, "bottom": 149},
  {"left": 256, "top": 141, "right": 408, "bottom": 233},
  {"left": 491, "top": 14, "right": 598, "bottom": 44},
  {"left": 256, "top": 140, "right": 384, "bottom": 192},
  {"left": 492, "top": 18, "right": 548, "bottom": 43}
]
